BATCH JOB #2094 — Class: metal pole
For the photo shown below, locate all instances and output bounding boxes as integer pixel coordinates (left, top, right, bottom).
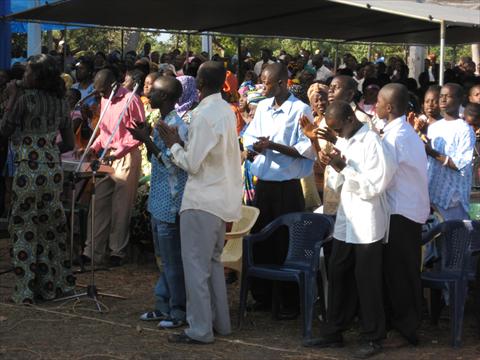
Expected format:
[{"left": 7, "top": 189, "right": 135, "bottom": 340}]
[
  {"left": 63, "top": 25, "right": 67, "bottom": 73},
  {"left": 186, "top": 33, "right": 191, "bottom": 71},
  {"left": 333, "top": 43, "right": 339, "bottom": 74},
  {"left": 439, "top": 20, "right": 445, "bottom": 86},
  {"left": 238, "top": 37, "right": 244, "bottom": 83},
  {"left": 121, "top": 29, "right": 124, "bottom": 59},
  {"left": 452, "top": 45, "right": 457, "bottom": 68},
  {"left": 367, "top": 43, "right": 372, "bottom": 62}
]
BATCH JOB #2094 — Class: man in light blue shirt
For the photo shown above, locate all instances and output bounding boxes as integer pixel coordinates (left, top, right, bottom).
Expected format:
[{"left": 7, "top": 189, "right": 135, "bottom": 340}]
[
  {"left": 242, "top": 63, "right": 315, "bottom": 316},
  {"left": 127, "top": 76, "right": 188, "bottom": 329},
  {"left": 427, "top": 83, "right": 475, "bottom": 220}
]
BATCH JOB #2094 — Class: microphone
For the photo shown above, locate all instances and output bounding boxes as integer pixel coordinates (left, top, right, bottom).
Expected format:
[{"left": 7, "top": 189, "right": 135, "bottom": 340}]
[
  {"left": 111, "top": 81, "right": 119, "bottom": 94},
  {"left": 74, "top": 90, "right": 98, "bottom": 108}
]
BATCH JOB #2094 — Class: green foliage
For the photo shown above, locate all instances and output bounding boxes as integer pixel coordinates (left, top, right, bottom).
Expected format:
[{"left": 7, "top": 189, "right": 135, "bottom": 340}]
[{"left": 13, "top": 27, "right": 472, "bottom": 65}]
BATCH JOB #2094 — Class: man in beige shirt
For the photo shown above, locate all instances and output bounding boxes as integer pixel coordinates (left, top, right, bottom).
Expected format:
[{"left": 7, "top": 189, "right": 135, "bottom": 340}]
[{"left": 157, "top": 61, "right": 243, "bottom": 344}]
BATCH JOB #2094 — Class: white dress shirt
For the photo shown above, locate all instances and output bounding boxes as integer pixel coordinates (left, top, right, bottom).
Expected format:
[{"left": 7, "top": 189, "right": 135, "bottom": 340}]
[
  {"left": 381, "top": 116, "right": 430, "bottom": 224},
  {"left": 327, "top": 124, "right": 391, "bottom": 244},
  {"left": 170, "top": 93, "right": 243, "bottom": 222},
  {"left": 315, "top": 65, "right": 333, "bottom": 82}
]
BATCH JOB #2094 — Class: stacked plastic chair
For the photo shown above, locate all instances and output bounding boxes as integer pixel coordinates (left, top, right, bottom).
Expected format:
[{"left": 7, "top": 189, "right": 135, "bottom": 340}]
[
  {"left": 238, "top": 212, "right": 334, "bottom": 340},
  {"left": 422, "top": 220, "right": 480, "bottom": 347}
]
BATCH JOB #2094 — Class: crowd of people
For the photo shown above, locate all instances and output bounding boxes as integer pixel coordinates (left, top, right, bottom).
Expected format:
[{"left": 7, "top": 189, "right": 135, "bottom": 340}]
[{"left": 1, "top": 42, "right": 480, "bottom": 357}]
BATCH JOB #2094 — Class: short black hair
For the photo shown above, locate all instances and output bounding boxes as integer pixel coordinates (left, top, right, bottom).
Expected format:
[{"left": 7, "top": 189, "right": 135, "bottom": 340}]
[
  {"left": 381, "top": 83, "right": 409, "bottom": 115},
  {"left": 464, "top": 102, "right": 480, "bottom": 118},
  {"left": 154, "top": 76, "right": 183, "bottom": 102},
  {"left": 325, "top": 100, "right": 355, "bottom": 122},
  {"left": 443, "top": 83, "right": 464, "bottom": 100},
  {"left": 198, "top": 61, "right": 226, "bottom": 92}
]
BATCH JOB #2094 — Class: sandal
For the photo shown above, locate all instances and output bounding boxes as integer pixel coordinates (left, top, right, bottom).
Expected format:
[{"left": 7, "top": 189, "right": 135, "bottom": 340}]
[
  {"left": 158, "top": 317, "right": 186, "bottom": 329},
  {"left": 139, "top": 310, "right": 167, "bottom": 321}
]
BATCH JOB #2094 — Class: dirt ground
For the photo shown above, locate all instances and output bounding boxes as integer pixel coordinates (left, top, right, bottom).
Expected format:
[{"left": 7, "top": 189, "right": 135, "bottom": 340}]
[{"left": 1, "top": 237, "right": 480, "bottom": 360}]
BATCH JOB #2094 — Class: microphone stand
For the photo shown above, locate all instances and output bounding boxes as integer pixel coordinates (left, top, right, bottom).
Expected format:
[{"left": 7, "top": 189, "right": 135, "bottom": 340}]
[{"left": 55, "top": 83, "right": 127, "bottom": 311}]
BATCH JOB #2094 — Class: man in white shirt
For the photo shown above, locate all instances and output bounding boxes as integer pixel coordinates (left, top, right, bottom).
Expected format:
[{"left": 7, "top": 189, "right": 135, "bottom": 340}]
[
  {"left": 377, "top": 83, "right": 430, "bottom": 345},
  {"left": 311, "top": 54, "right": 333, "bottom": 83},
  {"left": 306, "top": 101, "right": 390, "bottom": 358},
  {"left": 253, "top": 48, "right": 275, "bottom": 76},
  {"left": 157, "top": 61, "right": 243, "bottom": 344}
]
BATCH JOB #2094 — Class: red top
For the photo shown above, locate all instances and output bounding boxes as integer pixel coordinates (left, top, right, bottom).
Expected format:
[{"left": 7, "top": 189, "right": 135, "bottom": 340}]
[{"left": 91, "top": 87, "right": 145, "bottom": 158}]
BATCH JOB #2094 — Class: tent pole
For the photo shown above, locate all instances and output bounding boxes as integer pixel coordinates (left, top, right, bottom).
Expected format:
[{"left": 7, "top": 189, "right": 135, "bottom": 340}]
[
  {"left": 186, "top": 33, "right": 191, "bottom": 71},
  {"left": 0, "top": 0, "right": 11, "bottom": 70},
  {"left": 63, "top": 25, "right": 67, "bottom": 73},
  {"left": 439, "top": 20, "right": 445, "bottom": 86},
  {"left": 121, "top": 29, "right": 124, "bottom": 59},
  {"left": 334, "top": 43, "right": 339, "bottom": 74},
  {"left": 452, "top": 45, "right": 457, "bottom": 67},
  {"left": 237, "top": 37, "right": 243, "bottom": 83}
]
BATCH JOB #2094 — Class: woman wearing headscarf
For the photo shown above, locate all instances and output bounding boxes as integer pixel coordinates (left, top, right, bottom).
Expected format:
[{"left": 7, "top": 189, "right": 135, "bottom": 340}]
[
  {"left": 298, "top": 83, "right": 329, "bottom": 211},
  {"left": 175, "top": 75, "right": 199, "bottom": 125},
  {"left": 0, "top": 54, "right": 76, "bottom": 304}
]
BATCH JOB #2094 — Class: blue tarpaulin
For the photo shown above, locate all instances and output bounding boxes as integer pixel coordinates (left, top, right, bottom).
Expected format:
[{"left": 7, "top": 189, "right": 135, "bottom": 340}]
[
  {"left": 10, "top": 0, "right": 77, "bottom": 32},
  {"left": 0, "top": 0, "right": 12, "bottom": 70}
]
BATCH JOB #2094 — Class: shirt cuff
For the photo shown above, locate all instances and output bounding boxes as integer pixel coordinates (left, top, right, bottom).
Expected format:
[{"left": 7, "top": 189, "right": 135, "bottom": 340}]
[
  {"left": 294, "top": 140, "right": 315, "bottom": 159},
  {"left": 170, "top": 143, "right": 183, "bottom": 157}
]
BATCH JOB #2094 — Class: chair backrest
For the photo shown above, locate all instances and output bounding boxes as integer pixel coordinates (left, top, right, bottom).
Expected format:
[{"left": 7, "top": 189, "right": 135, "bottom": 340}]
[
  {"left": 228, "top": 206, "right": 260, "bottom": 237},
  {"left": 469, "top": 221, "right": 480, "bottom": 254},
  {"left": 281, "top": 213, "right": 333, "bottom": 269},
  {"left": 434, "top": 220, "right": 477, "bottom": 274}
]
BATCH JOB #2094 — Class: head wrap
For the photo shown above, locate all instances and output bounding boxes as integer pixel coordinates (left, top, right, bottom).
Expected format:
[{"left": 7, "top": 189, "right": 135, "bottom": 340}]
[
  {"left": 175, "top": 75, "right": 199, "bottom": 117},
  {"left": 223, "top": 70, "right": 239, "bottom": 103},
  {"left": 238, "top": 81, "right": 255, "bottom": 96},
  {"left": 61, "top": 73, "right": 74, "bottom": 89},
  {"left": 307, "top": 83, "right": 329, "bottom": 102},
  {"left": 246, "top": 91, "right": 266, "bottom": 105},
  {"left": 289, "top": 84, "right": 309, "bottom": 104}
]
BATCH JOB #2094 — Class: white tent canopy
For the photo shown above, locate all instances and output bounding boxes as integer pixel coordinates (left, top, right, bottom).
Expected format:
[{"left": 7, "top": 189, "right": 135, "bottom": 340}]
[{"left": 335, "top": 0, "right": 480, "bottom": 27}]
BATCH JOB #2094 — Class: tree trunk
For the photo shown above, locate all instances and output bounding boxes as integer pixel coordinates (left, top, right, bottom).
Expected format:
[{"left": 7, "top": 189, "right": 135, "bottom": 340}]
[
  {"left": 472, "top": 43, "right": 480, "bottom": 75},
  {"left": 125, "top": 31, "right": 140, "bottom": 54}
]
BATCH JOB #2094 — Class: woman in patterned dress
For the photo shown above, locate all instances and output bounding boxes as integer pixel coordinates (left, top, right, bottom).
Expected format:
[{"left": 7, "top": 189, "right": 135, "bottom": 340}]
[{"left": 0, "top": 54, "right": 76, "bottom": 304}]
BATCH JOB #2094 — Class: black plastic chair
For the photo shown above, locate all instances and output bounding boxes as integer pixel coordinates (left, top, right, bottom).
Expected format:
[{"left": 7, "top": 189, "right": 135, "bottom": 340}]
[
  {"left": 421, "top": 220, "right": 480, "bottom": 347},
  {"left": 238, "top": 212, "right": 334, "bottom": 340}
]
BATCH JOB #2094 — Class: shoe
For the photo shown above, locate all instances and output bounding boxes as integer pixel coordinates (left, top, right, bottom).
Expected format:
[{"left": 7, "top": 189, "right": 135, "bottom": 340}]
[
  {"left": 158, "top": 317, "right": 186, "bottom": 329},
  {"left": 302, "top": 334, "right": 344, "bottom": 348},
  {"left": 139, "top": 310, "right": 168, "bottom": 321},
  {"left": 109, "top": 255, "right": 123, "bottom": 267},
  {"left": 352, "top": 341, "right": 383, "bottom": 359},
  {"left": 167, "top": 331, "right": 210, "bottom": 345}
]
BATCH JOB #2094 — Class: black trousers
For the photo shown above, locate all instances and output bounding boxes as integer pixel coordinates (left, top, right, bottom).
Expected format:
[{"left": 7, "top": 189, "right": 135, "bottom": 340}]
[
  {"left": 324, "top": 239, "right": 386, "bottom": 341},
  {"left": 250, "top": 179, "right": 305, "bottom": 307},
  {"left": 384, "top": 214, "right": 422, "bottom": 340}
]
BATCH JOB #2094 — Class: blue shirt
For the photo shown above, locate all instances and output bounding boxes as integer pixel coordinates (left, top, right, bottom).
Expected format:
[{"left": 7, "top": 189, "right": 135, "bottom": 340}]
[
  {"left": 71, "top": 82, "right": 97, "bottom": 107},
  {"left": 427, "top": 118, "right": 475, "bottom": 213},
  {"left": 148, "top": 111, "right": 188, "bottom": 223},
  {"left": 242, "top": 94, "right": 315, "bottom": 181}
]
